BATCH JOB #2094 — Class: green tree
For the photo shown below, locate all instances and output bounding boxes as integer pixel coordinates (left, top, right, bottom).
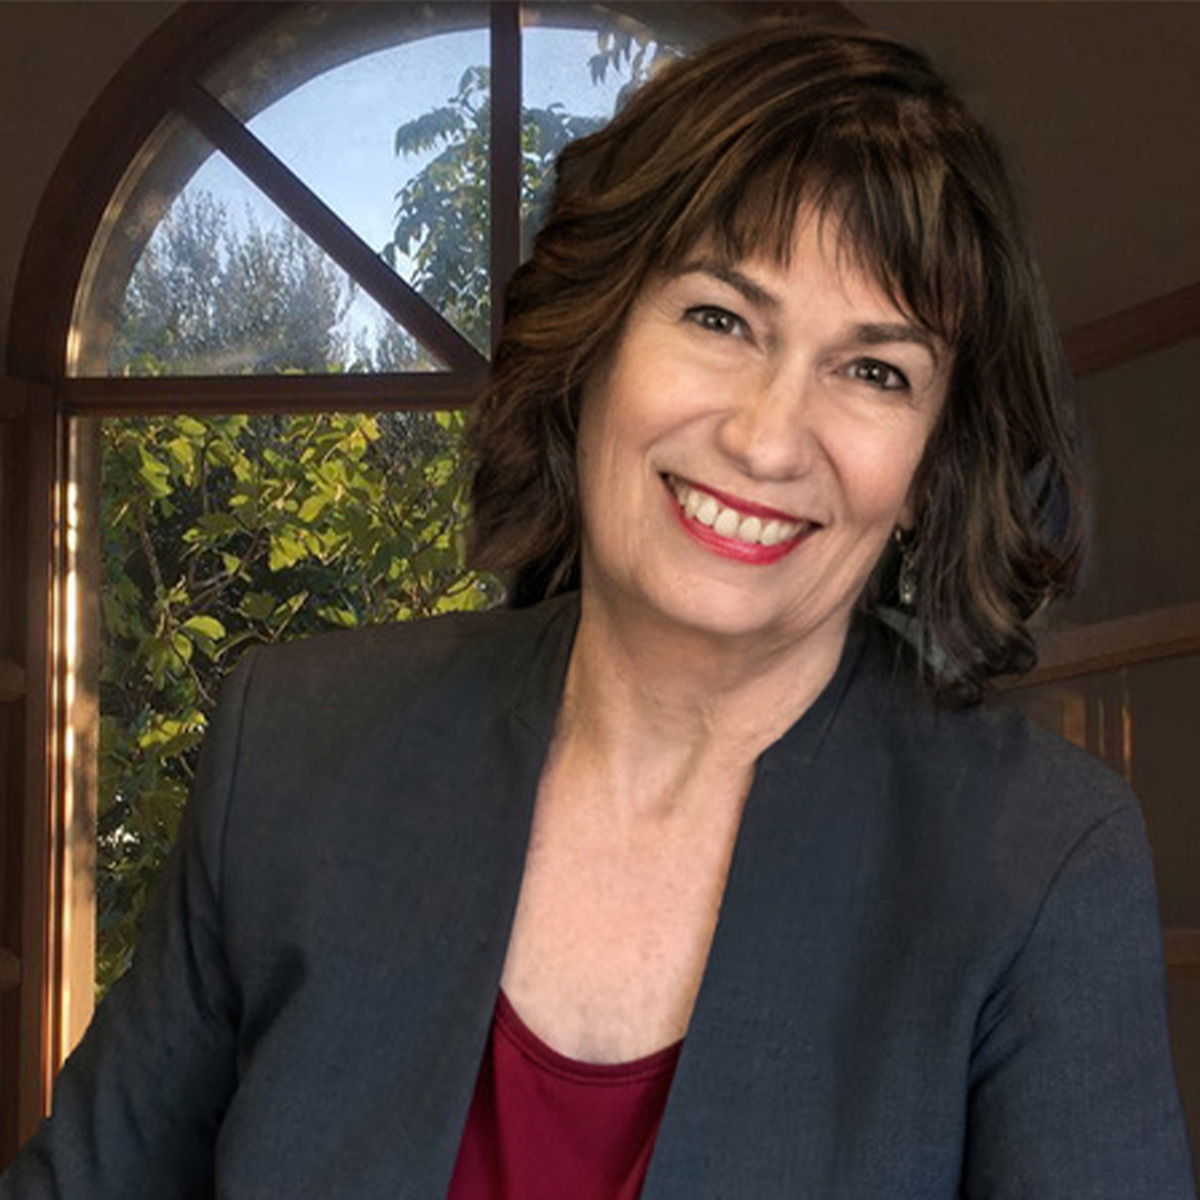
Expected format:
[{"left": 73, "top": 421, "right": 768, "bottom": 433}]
[
  {"left": 99, "top": 200, "right": 498, "bottom": 990},
  {"left": 111, "top": 193, "right": 367, "bottom": 376},
  {"left": 384, "top": 65, "right": 608, "bottom": 353},
  {"left": 382, "top": 25, "right": 673, "bottom": 352}
]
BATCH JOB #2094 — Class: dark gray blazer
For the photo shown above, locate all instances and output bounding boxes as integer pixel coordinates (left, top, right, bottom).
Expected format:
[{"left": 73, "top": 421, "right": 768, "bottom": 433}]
[{"left": 3, "top": 596, "right": 1196, "bottom": 1198}]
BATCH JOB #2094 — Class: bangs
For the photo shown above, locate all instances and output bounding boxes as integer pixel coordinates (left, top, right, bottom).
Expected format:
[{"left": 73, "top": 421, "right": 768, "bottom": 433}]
[{"left": 651, "top": 104, "right": 993, "bottom": 353}]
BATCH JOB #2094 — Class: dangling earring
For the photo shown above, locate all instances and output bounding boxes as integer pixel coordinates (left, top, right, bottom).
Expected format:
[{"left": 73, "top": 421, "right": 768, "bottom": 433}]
[{"left": 894, "top": 527, "right": 917, "bottom": 609}]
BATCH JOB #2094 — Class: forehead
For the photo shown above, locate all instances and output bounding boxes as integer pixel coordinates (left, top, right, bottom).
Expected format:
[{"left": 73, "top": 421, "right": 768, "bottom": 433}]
[{"left": 671, "top": 207, "right": 931, "bottom": 328}]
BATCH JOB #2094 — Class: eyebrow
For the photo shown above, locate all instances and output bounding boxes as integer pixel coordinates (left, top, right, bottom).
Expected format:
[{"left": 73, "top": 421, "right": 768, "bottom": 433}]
[
  {"left": 853, "top": 322, "right": 942, "bottom": 367},
  {"left": 678, "top": 257, "right": 943, "bottom": 367},
  {"left": 681, "top": 258, "right": 782, "bottom": 311}
]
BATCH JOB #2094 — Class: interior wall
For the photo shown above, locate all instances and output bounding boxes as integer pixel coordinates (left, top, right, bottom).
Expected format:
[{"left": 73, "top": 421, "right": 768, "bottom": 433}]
[
  {"left": 0, "top": 1, "right": 181, "bottom": 367},
  {"left": 1062, "top": 340, "right": 1200, "bottom": 625}
]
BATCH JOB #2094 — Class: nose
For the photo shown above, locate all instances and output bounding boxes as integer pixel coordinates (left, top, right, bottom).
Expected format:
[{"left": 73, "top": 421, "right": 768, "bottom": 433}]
[{"left": 715, "top": 369, "right": 825, "bottom": 481}]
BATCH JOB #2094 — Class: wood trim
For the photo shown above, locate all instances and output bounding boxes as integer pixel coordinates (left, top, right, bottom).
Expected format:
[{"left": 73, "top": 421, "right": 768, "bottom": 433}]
[
  {"left": 56, "top": 421, "right": 100, "bottom": 1060},
  {"left": 0, "top": 661, "right": 25, "bottom": 704},
  {"left": 18, "top": 398, "right": 61, "bottom": 1144},
  {"left": 1016, "top": 601, "right": 1200, "bottom": 688},
  {"left": 489, "top": 1, "right": 522, "bottom": 354},
  {"left": 7, "top": 4, "right": 288, "bottom": 380},
  {"left": 676, "top": 0, "right": 862, "bottom": 32},
  {"left": 0, "top": 380, "right": 28, "bottom": 420},
  {"left": 1063, "top": 281, "right": 1200, "bottom": 379},
  {"left": 175, "top": 82, "right": 487, "bottom": 374},
  {"left": 1, "top": 380, "right": 52, "bottom": 425},
  {"left": 0, "top": 950, "right": 19, "bottom": 995},
  {"left": 1165, "top": 928, "right": 1200, "bottom": 981},
  {"left": 62, "top": 371, "right": 487, "bottom": 416}
]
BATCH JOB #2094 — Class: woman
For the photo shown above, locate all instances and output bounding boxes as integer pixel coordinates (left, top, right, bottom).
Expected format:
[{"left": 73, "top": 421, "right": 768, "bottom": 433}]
[{"left": 3, "top": 22, "right": 1195, "bottom": 1200}]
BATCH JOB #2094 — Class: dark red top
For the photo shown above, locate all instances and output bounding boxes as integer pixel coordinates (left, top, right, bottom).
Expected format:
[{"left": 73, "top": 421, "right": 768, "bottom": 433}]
[{"left": 445, "top": 992, "right": 682, "bottom": 1200}]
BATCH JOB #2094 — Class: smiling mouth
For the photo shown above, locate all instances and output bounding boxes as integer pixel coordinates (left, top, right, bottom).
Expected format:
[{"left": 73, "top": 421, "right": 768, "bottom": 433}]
[{"left": 665, "top": 476, "right": 814, "bottom": 549}]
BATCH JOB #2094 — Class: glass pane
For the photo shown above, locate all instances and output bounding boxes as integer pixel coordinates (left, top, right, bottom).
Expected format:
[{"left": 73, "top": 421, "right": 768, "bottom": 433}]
[
  {"left": 105, "top": 148, "right": 437, "bottom": 377},
  {"left": 207, "top": 5, "right": 492, "bottom": 356},
  {"left": 1051, "top": 339, "right": 1200, "bottom": 625},
  {"left": 96, "top": 409, "right": 501, "bottom": 989},
  {"left": 521, "top": 20, "right": 650, "bottom": 247},
  {"left": 71, "top": 111, "right": 213, "bottom": 377},
  {"left": 1006, "top": 651, "right": 1200, "bottom": 926}
]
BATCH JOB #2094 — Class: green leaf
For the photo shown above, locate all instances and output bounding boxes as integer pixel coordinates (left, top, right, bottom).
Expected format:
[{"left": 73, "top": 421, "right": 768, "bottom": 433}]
[
  {"left": 268, "top": 534, "right": 307, "bottom": 571},
  {"left": 182, "top": 615, "right": 226, "bottom": 641},
  {"left": 194, "top": 512, "right": 241, "bottom": 537},
  {"left": 297, "top": 493, "right": 328, "bottom": 522},
  {"left": 240, "top": 591, "right": 277, "bottom": 621},
  {"left": 137, "top": 447, "right": 172, "bottom": 498}
]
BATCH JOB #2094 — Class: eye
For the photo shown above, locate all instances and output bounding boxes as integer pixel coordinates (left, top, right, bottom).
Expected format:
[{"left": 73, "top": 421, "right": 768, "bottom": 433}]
[
  {"left": 848, "top": 358, "right": 910, "bottom": 392},
  {"left": 684, "top": 305, "right": 748, "bottom": 339}
]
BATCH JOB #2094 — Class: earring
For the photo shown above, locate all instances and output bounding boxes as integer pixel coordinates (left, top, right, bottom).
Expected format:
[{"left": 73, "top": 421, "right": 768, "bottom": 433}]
[{"left": 894, "top": 528, "right": 917, "bottom": 609}]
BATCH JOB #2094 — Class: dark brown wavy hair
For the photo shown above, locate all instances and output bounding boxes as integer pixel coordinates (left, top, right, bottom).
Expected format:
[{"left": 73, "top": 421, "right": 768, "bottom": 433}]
[{"left": 469, "top": 22, "right": 1086, "bottom": 706}]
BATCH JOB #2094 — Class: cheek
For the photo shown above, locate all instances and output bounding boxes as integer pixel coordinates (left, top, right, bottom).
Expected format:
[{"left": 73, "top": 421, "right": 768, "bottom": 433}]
[
  {"left": 577, "top": 362, "right": 670, "bottom": 483},
  {"left": 575, "top": 378, "right": 653, "bottom": 542},
  {"left": 837, "top": 434, "right": 930, "bottom": 528}
]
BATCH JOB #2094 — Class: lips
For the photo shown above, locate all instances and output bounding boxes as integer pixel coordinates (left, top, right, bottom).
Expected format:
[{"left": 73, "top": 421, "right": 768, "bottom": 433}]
[{"left": 664, "top": 475, "right": 815, "bottom": 563}]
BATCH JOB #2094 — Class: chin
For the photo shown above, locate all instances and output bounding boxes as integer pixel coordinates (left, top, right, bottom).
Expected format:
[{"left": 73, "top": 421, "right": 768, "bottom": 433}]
[{"left": 626, "top": 574, "right": 820, "bottom": 647}]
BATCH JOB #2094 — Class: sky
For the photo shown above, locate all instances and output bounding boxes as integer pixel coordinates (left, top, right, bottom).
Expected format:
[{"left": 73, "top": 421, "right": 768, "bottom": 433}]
[{"left": 173, "top": 24, "right": 636, "bottom": 350}]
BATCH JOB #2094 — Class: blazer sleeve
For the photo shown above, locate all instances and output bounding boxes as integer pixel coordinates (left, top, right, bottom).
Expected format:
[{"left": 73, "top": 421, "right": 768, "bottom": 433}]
[
  {"left": 0, "top": 651, "right": 257, "bottom": 1199},
  {"left": 963, "top": 802, "right": 1198, "bottom": 1198}
]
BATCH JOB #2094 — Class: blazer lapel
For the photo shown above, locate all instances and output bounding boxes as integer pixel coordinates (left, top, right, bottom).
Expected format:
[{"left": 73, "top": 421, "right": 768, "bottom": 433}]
[
  {"left": 641, "top": 624, "right": 875, "bottom": 1199},
  {"left": 380, "top": 598, "right": 577, "bottom": 1197}
]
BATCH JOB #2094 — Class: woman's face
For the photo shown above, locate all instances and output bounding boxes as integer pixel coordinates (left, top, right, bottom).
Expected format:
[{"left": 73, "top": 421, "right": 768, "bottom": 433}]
[{"left": 575, "top": 209, "right": 950, "bottom": 660}]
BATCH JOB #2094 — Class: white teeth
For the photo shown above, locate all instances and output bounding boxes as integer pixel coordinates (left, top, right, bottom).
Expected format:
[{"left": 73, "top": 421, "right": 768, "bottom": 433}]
[
  {"left": 671, "top": 480, "right": 805, "bottom": 547},
  {"left": 713, "top": 508, "right": 740, "bottom": 537},
  {"left": 738, "top": 516, "right": 763, "bottom": 542}
]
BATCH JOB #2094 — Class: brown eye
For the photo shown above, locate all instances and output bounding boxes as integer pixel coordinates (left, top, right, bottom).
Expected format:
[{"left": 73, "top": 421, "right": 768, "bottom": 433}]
[
  {"left": 685, "top": 306, "right": 746, "bottom": 338},
  {"left": 850, "top": 358, "right": 909, "bottom": 391}
]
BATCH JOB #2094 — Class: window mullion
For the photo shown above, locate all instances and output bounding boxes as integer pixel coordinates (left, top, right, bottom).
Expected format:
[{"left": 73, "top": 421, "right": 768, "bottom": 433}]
[
  {"left": 61, "top": 373, "right": 485, "bottom": 419},
  {"left": 490, "top": 1, "right": 523, "bottom": 354},
  {"left": 173, "top": 81, "right": 488, "bottom": 374}
]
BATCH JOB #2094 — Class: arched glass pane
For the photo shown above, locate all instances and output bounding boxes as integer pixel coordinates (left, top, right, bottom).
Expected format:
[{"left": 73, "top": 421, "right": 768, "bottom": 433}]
[
  {"left": 241, "top": 29, "right": 494, "bottom": 356},
  {"left": 108, "top": 149, "right": 436, "bottom": 377},
  {"left": 204, "top": 3, "right": 493, "bottom": 357},
  {"left": 519, "top": 18, "right": 672, "bottom": 250}
]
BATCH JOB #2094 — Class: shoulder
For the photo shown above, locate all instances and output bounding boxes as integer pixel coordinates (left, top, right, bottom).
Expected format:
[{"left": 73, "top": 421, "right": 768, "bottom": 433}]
[
  {"left": 840, "top": 617, "right": 1148, "bottom": 927},
  {"left": 226, "top": 594, "right": 575, "bottom": 725},
  {"left": 853, "top": 616, "right": 1134, "bottom": 821},
  {"left": 194, "top": 596, "right": 575, "bottom": 896},
  {"left": 195, "top": 596, "right": 575, "bottom": 831}
]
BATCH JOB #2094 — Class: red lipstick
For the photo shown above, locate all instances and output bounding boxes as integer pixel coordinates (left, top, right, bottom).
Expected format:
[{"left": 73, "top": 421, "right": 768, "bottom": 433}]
[{"left": 664, "top": 476, "right": 811, "bottom": 565}]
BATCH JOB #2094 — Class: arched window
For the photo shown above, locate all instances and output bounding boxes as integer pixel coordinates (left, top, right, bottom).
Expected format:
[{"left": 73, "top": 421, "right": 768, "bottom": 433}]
[{"left": 1, "top": 0, "right": 827, "bottom": 1152}]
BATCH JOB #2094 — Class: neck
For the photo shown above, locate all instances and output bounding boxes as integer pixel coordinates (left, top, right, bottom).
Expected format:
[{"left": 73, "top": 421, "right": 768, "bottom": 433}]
[{"left": 553, "top": 589, "right": 850, "bottom": 821}]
